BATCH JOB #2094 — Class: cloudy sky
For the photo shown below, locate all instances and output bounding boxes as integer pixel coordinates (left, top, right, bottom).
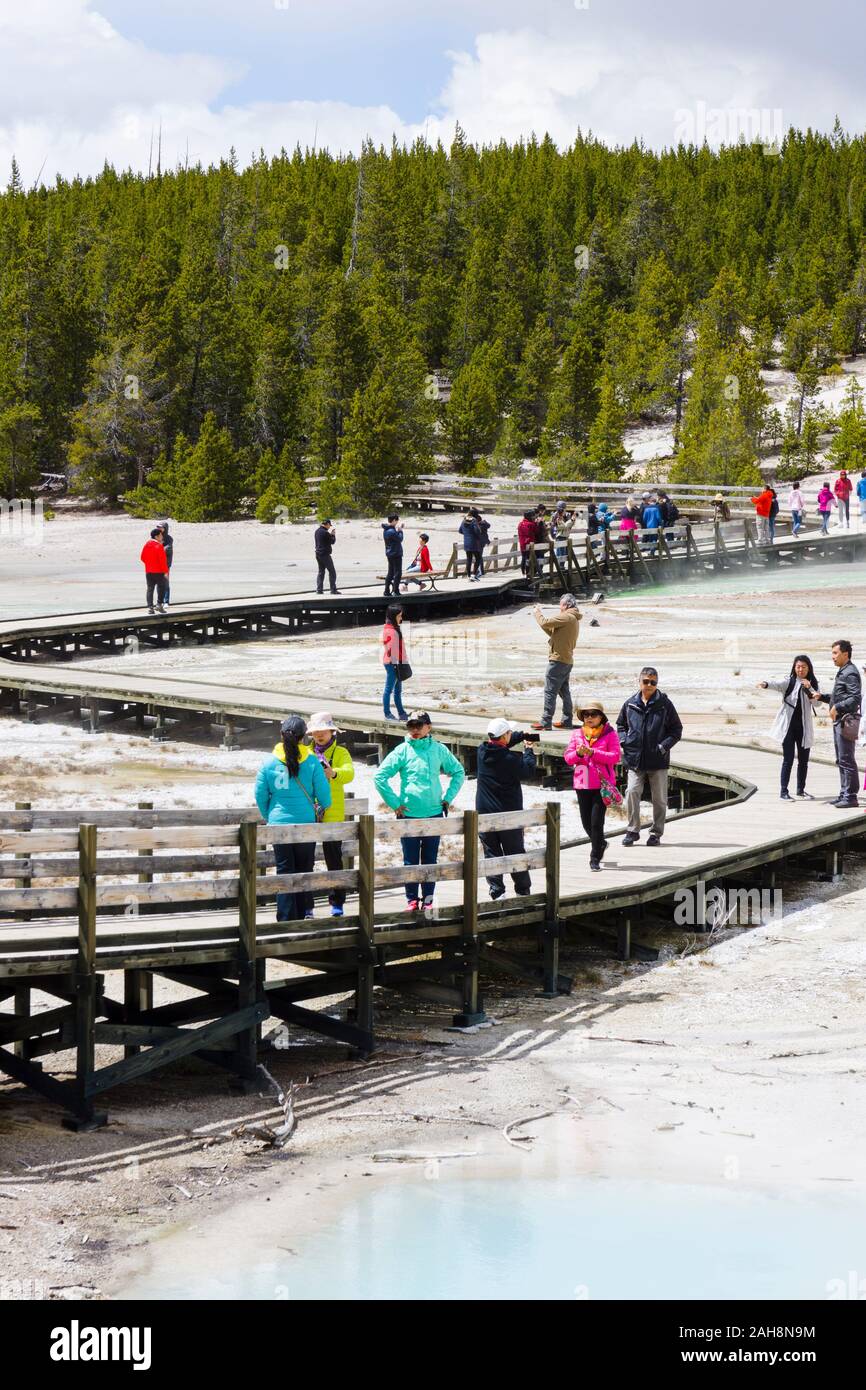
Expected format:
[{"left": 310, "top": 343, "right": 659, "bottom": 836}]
[{"left": 1, "top": 0, "right": 864, "bottom": 182}]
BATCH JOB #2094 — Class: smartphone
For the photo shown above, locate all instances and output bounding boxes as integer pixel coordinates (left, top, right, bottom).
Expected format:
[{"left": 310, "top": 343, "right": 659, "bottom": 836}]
[{"left": 523, "top": 732, "right": 541, "bottom": 743}]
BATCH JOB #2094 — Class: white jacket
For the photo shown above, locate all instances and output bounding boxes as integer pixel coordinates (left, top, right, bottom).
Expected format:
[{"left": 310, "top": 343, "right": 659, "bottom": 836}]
[
  {"left": 787, "top": 488, "right": 804, "bottom": 512},
  {"left": 763, "top": 677, "right": 815, "bottom": 748}
]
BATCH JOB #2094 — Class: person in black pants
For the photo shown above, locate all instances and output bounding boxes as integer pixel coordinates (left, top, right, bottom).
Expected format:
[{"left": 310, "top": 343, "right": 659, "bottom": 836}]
[
  {"left": 314, "top": 518, "right": 339, "bottom": 593},
  {"left": 476, "top": 718, "right": 539, "bottom": 899},
  {"left": 564, "top": 700, "right": 622, "bottom": 872},
  {"left": 382, "top": 514, "right": 404, "bottom": 596},
  {"left": 758, "top": 655, "right": 819, "bottom": 800},
  {"left": 815, "top": 639, "right": 862, "bottom": 807}
]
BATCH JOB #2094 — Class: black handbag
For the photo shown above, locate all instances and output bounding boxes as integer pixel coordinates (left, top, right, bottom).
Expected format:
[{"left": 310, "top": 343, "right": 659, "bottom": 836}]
[
  {"left": 396, "top": 661, "right": 413, "bottom": 682},
  {"left": 840, "top": 712, "right": 860, "bottom": 742}
]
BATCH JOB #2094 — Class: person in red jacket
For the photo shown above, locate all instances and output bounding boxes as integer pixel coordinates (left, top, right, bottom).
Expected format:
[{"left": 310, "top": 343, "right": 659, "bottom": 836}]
[
  {"left": 750, "top": 485, "right": 774, "bottom": 547},
  {"left": 140, "top": 528, "right": 169, "bottom": 613},
  {"left": 834, "top": 470, "right": 853, "bottom": 529}
]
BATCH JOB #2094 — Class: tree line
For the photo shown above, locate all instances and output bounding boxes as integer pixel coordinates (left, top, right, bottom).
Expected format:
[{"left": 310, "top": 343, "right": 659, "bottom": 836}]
[{"left": 3, "top": 122, "right": 866, "bottom": 517}]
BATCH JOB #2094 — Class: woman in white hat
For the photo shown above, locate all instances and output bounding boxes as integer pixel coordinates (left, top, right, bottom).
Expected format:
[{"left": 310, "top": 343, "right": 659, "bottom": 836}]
[
  {"left": 564, "top": 699, "right": 622, "bottom": 871},
  {"left": 306, "top": 712, "right": 356, "bottom": 917}
]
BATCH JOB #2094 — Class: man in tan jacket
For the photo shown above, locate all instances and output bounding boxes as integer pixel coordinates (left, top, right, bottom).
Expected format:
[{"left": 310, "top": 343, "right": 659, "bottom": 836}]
[{"left": 531, "top": 594, "right": 581, "bottom": 729}]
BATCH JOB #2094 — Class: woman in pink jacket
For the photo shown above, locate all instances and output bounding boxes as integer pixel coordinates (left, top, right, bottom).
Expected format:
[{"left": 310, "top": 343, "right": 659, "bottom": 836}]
[
  {"left": 563, "top": 699, "right": 622, "bottom": 871},
  {"left": 817, "top": 482, "right": 834, "bottom": 535}
]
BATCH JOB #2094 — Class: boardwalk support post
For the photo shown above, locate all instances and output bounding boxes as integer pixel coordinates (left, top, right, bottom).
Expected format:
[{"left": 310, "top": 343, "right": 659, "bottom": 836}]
[
  {"left": 233, "top": 820, "right": 261, "bottom": 1090},
  {"left": 125, "top": 800, "right": 155, "bottom": 1058},
  {"left": 63, "top": 824, "right": 107, "bottom": 1131},
  {"left": 354, "top": 814, "right": 376, "bottom": 1055},
  {"left": 617, "top": 914, "right": 632, "bottom": 962},
  {"left": 454, "top": 809, "right": 485, "bottom": 1026},
  {"left": 541, "top": 801, "right": 562, "bottom": 995}
]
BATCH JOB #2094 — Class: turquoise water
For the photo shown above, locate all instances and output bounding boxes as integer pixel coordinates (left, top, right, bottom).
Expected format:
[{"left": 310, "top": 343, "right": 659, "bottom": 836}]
[
  {"left": 127, "top": 1176, "right": 866, "bottom": 1301},
  {"left": 611, "top": 559, "right": 866, "bottom": 603}
]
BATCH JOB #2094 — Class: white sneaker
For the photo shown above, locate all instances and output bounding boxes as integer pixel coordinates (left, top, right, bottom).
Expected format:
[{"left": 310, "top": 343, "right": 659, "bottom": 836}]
[{"left": 423, "top": 896, "right": 437, "bottom": 918}]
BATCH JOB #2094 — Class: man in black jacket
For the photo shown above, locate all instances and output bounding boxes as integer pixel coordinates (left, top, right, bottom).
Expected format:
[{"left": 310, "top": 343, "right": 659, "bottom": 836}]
[
  {"left": 476, "top": 719, "right": 537, "bottom": 899},
  {"left": 314, "top": 518, "right": 339, "bottom": 594},
  {"left": 382, "top": 514, "right": 403, "bottom": 596},
  {"left": 617, "top": 667, "right": 683, "bottom": 846},
  {"left": 816, "top": 639, "right": 861, "bottom": 807}
]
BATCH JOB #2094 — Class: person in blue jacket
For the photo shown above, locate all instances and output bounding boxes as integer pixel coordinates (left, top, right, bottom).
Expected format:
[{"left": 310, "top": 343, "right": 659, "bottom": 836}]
[
  {"left": 255, "top": 714, "right": 331, "bottom": 921},
  {"left": 458, "top": 511, "right": 482, "bottom": 580},
  {"left": 857, "top": 470, "right": 866, "bottom": 529}
]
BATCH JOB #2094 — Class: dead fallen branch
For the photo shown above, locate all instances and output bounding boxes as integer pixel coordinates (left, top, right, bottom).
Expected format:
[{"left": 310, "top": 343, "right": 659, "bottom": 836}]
[{"left": 233, "top": 1067, "right": 297, "bottom": 1150}]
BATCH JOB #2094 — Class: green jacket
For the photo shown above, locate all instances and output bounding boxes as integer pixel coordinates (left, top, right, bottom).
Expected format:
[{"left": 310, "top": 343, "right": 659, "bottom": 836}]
[
  {"left": 308, "top": 738, "right": 355, "bottom": 822},
  {"left": 374, "top": 735, "right": 466, "bottom": 818}
]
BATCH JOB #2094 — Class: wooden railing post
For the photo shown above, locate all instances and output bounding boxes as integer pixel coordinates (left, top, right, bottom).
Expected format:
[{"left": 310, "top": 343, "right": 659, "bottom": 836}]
[
  {"left": 542, "top": 802, "right": 561, "bottom": 995},
  {"left": 354, "top": 814, "right": 376, "bottom": 1053},
  {"left": 234, "top": 819, "right": 261, "bottom": 1089},
  {"left": 125, "top": 801, "right": 155, "bottom": 1058},
  {"left": 454, "top": 808, "right": 484, "bottom": 1026},
  {"left": 65, "top": 823, "right": 105, "bottom": 1130}
]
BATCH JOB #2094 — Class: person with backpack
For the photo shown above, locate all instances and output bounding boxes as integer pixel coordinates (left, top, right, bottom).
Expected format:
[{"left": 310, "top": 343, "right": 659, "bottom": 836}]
[
  {"left": 140, "top": 528, "right": 169, "bottom": 614},
  {"left": 382, "top": 604, "right": 409, "bottom": 721},
  {"left": 640, "top": 495, "right": 663, "bottom": 554},
  {"left": 158, "top": 522, "right": 174, "bottom": 605},
  {"left": 767, "top": 487, "right": 780, "bottom": 542},
  {"left": 458, "top": 511, "right": 482, "bottom": 580},
  {"left": 254, "top": 714, "right": 331, "bottom": 922},
  {"left": 305, "top": 712, "right": 355, "bottom": 917},
  {"left": 564, "top": 700, "right": 622, "bottom": 872},
  {"left": 616, "top": 667, "right": 683, "bottom": 846},
  {"left": 374, "top": 710, "right": 466, "bottom": 915},
  {"left": 476, "top": 719, "right": 539, "bottom": 900},
  {"left": 382, "top": 514, "right": 404, "bottom": 596},
  {"left": 471, "top": 508, "right": 491, "bottom": 576},
  {"left": 817, "top": 481, "right": 834, "bottom": 535},
  {"left": 314, "top": 518, "right": 339, "bottom": 594}
]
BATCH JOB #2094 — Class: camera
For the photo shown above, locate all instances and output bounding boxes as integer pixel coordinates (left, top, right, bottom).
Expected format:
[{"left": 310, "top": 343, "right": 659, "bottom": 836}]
[{"left": 524, "top": 732, "right": 541, "bottom": 743}]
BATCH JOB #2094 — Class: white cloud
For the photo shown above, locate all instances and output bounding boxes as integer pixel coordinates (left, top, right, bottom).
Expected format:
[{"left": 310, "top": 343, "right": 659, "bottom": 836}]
[{"left": 0, "top": 3, "right": 863, "bottom": 184}]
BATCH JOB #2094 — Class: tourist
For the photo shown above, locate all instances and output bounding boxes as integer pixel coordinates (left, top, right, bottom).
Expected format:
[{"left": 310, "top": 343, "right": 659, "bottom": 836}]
[
  {"left": 518, "top": 510, "right": 539, "bottom": 576},
  {"left": 815, "top": 640, "right": 862, "bottom": 808},
  {"left": 768, "top": 487, "right": 780, "bottom": 542},
  {"left": 596, "top": 502, "right": 613, "bottom": 538},
  {"left": 531, "top": 594, "right": 581, "bottom": 731},
  {"left": 758, "top": 657, "right": 820, "bottom": 799},
  {"left": 586, "top": 503, "right": 600, "bottom": 537},
  {"left": 158, "top": 521, "right": 174, "bottom": 605},
  {"left": 381, "top": 604, "right": 409, "bottom": 721},
  {"left": 834, "top": 470, "right": 852, "bottom": 529},
  {"left": 476, "top": 719, "right": 539, "bottom": 899},
  {"left": 254, "top": 714, "right": 331, "bottom": 922},
  {"left": 374, "top": 710, "right": 466, "bottom": 914},
  {"left": 564, "top": 700, "right": 622, "bottom": 872},
  {"left": 712, "top": 492, "right": 731, "bottom": 523},
  {"left": 403, "top": 532, "right": 433, "bottom": 589},
  {"left": 787, "top": 481, "right": 805, "bottom": 538},
  {"left": 382, "top": 514, "right": 404, "bottom": 596},
  {"left": 314, "top": 517, "right": 339, "bottom": 594},
  {"left": 640, "top": 494, "right": 663, "bottom": 554},
  {"left": 817, "top": 481, "right": 834, "bottom": 534},
  {"left": 459, "top": 510, "right": 482, "bottom": 580},
  {"left": 472, "top": 508, "right": 491, "bottom": 576},
  {"left": 658, "top": 491, "right": 680, "bottom": 531},
  {"left": 552, "top": 505, "right": 575, "bottom": 562},
  {"left": 305, "top": 712, "right": 355, "bottom": 917},
  {"left": 750, "top": 484, "right": 774, "bottom": 546},
  {"left": 534, "top": 506, "right": 550, "bottom": 543},
  {"left": 619, "top": 497, "right": 640, "bottom": 533},
  {"left": 140, "top": 527, "right": 169, "bottom": 614},
  {"left": 616, "top": 667, "right": 683, "bottom": 846},
  {"left": 857, "top": 470, "right": 866, "bottom": 529}
]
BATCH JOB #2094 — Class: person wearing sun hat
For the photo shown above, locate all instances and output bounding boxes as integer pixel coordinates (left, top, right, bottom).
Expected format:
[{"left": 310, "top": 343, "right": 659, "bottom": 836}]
[
  {"left": 476, "top": 718, "right": 539, "bottom": 900},
  {"left": 374, "top": 710, "right": 466, "bottom": 914},
  {"left": 306, "top": 711, "right": 355, "bottom": 917},
  {"left": 563, "top": 699, "right": 621, "bottom": 872}
]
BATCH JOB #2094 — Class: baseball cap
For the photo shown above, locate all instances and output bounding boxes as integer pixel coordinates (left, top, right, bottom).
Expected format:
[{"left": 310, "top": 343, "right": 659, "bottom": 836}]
[
  {"left": 487, "top": 718, "right": 513, "bottom": 738},
  {"left": 405, "top": 710, "right": 431, "bottom": 726}
]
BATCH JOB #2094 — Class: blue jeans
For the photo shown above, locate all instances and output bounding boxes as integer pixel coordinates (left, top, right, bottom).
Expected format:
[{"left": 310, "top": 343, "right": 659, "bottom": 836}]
[
  {"left": 401, "top": 814, "right": 443, "bottom": 902},
  {"left": 791, "top": 509, "right": 802, "bottom": 536},
  {"left": 820, "top": 511, "right": 830, "bottom": 534},
  {"left": 383, "top": 664, "right": 407, "bottom": 719}
]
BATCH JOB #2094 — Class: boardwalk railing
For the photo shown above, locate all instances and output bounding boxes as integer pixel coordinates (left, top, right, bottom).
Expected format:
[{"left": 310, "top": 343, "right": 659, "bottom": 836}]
[{"left": 0, "top": 803, "right": 559, "bottom": 1128}]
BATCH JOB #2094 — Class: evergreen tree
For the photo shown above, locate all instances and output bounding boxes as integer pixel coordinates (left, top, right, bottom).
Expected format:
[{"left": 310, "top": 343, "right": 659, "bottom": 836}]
[
  {"left": 323, "top": 364, "right": 424, "bottom": 514},
  {"left": 511, "top": 317, "right": 557, "bottom": 455},
  {"left": 179, "top": 412, "right": 243, "bottom": 521},
  {"left": 541, "top": 329, "right": 599, "bottom": 457},
  {"left": 443, "top": 343, "right": 504, "bottom": 470},
  {"left": 584, "top": 372, "right": 630, "bottom": 480}
]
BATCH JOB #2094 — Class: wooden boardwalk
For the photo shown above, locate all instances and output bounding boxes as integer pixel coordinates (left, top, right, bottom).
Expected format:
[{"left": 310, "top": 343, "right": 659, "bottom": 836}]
[{"left": 2, "top": 569, "right": 866, "bottom": 1127}]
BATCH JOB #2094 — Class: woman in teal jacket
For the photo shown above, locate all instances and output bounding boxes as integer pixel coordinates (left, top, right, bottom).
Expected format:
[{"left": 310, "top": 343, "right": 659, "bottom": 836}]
[
  {"left": 255, "top": 714, "right": 331, "bottom": 921},
  {"left": 374, "top": 711, "right": 466, "bottom": 913}
]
